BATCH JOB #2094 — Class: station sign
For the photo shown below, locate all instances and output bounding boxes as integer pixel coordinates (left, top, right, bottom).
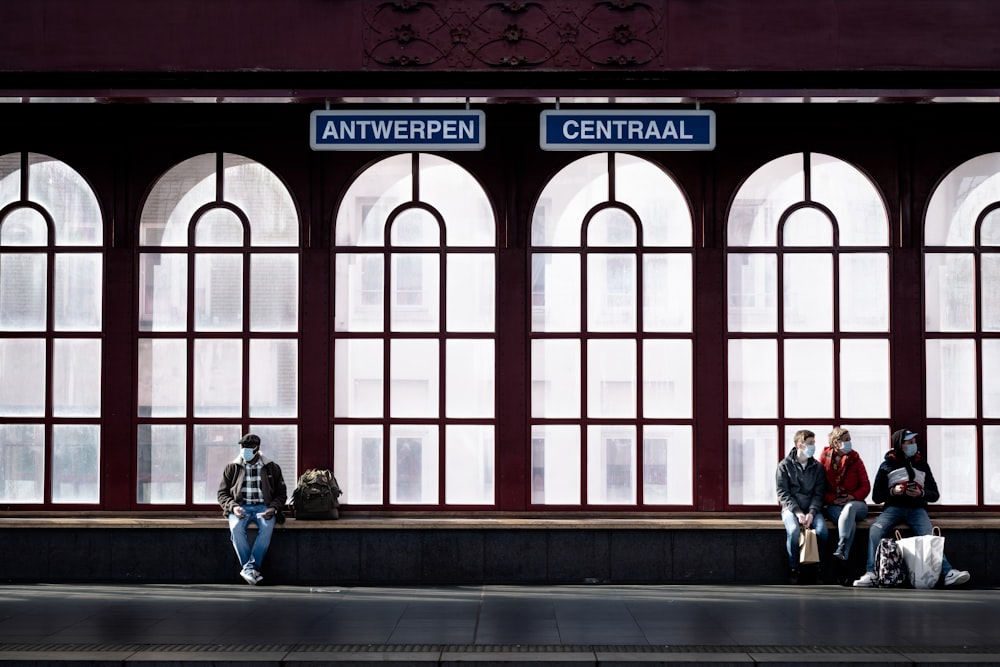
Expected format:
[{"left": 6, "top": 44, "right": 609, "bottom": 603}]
[
  {"left": 310, "top": 110, "right": 486, "bottom": 151},
  {"left": 540, "top": 109, "right": 716, "bottom": 151}
]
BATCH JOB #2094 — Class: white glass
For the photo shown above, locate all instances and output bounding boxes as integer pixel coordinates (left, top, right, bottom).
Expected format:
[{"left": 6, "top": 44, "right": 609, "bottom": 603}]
[
  {"left": 27, "top": 154, "right": 102, "bottom": 246},
  {"left": 840, "top": 254, "right": 889, "bottom": 332},
  {"left": 728, "top": 424, "right": 778, "bottom": 505},
  {"left": 194, "top": 207, "right": 244, "bottom": 246},
  {"left": 52, "top": 339, "right": 102, "bottom": 417},
  {"left": 222, "top": 153, "right": 298, "bottom": 247},
  {"left": 984, "top": 340, "right": 1000, "bottom": 417},
  {"left": 728, "top": 339, "right": 777, "bottom": 418},
  {"left": 984, "top": 210, "right": 1000, "bottom": 246},
  {"left": 54, "top": 253, "right": 102, "bottom": 331},
  {"left": 194, "top": 253, "right": 243, "bottom": 331},
  {"left": 335, "top": 154, "right": 411, "bottom": 247},
  {"left": 0, "top": 338, "right": 45, "bottom": 416},
  {"left": 925, "top": 425, "right": 977, "bottom": 505},
  {"left": 334, "top": 253, "right": 383, "bottom": 332},
  {"left": 247, "top": 424, "right": 298, "bottom": 484},
  {"left": 924, "top": 253, "right": 975, "bottom": 332},
  {"left": 588, "top": 253, "right": 636, "bottom": 332},
  {"left": 984, "top": 426, "right": 1000, "bottom": 504},
  {"left": 446, "top": 339, "right": 494, "bottom": 418},
  {"left": 138, "top": 253, "right": 187, "bottom": 332},
  {"left": 250, "top": 339, "right": 298, "bottom": 418},
  {"left": 390, "top": 207, "right": 440, "bottom": 247},
  {"left": 531, "top": 339, "right": 581, "bottom": 418},
  {"left": 0, "top": 154, "right": 22, "bottom": 214},
  {"left": 926, "top": 339, "right": 977, "bottom": 418},
  {"left": 587, "top": 207, "right": 636, "bottom": 246},
  {"left": 925, "top": 152, "right": 1000, "bottom": 246},
  {"left": 728, "top": 153, "right": 803, "bottom": 247},
  {"left": 784, "top": 339, "right": 833, "bottom": 418},
  {"left": 417, "top": 153, "right": 495, "bottom": 247},
  {"left": 810, "top": 152, "right": 889, "bottom": 247},
  {"left": 840, "top": 339, "right": 890, "bottom": 418},
  {"left": 642, "top": 425, "right": 693, "bottom": 505},
  {"left": 0, "top": 252, "right": 46, "bottom": 330},
  {"left": 782, "top": 207, "right": 832, "bottom": 246},
  {"left": 587, "top": 425, "right": 636, "bottom": 505},
  {"left": 136, "top": 424, "right": 186, "bottom": 504},
  {"left": 137, "top": 338, "right": 186, "bottom": 418},
  {"left": 643, "top": 254, "right": 692, "bottom": 332},
  {"left": 390, "top": 253, "right": 439, "bottom": 332},
  {"left": 192, "top": 424, "right": 242, "bottom": 504},
  {"left": 251, "top": 254, "right": 298, "bottom": 332},
  {"left": 727, "top": 253, "right": 777, "bottom": 332},
  {"left": 530, "top": 424, "right": 581, "bottom": 505},
  {"left": 615, "top": 153, "right": 692, "bottom": 247},
  {"left": 1, "top": 207, "right": 47, "bottom": 245},
  {"left": 390, "top": 425, "right": 438, "bottom": 504},
  {"left": 140, "top": 154, "right": 216, "bottom": 247},
  {"left": 783, "top": 253, "right": 832, "bottom": 332},
  {"left": 193, "top": 338, "right": 242, "bottom": 417},
  {"left": 446, "top": 254, "right": 494, "bottom": 332},
  {"left": 587, "top": 340, "right": 636, "bottom": 418},
  {"left": 51, "top": 424, "right": 100, "bottom": 504},
  {"left": 0, "top": 423, "right": 43, "bottom": 502},
  {"left": 334, "top": 339, "right": 383, "bottom": 418},
  {"left": 334, "top": 425, "right": 384, "bottom": 505},
  {"left": 532, "top": 153, "right": 608, "bottom": 247},
  {"left": 982, "top": 254, "right": 1000, "bottom": 332},
  {"left": 445, "top": 425, "right": 495, "bottom": 505},
  {"left": 389, "top": 339, "right": 438, "bottom": 418},
  {"left": 530, "top": 253, "right": 580, "bottom": 332},
  {"left": 643, "top": 339, "right": 692, "bottom": 418}
]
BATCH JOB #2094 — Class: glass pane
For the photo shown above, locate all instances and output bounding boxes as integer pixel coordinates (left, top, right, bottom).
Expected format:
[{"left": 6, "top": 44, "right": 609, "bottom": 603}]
[
  {"left": 334, "top": 424, "right": 383, "bottom": 504},
  {"left": 335, "top": 253, "right": 383, "bottom": 332},
  {"left": 389, "top": 425, "right": 438, "bottom": 504},
  {"left": 727, "top": 253, "right": 776, "bottom": 332},
  {"left": 136, "top": 424, "right": 186, "bottom": 504},
  {"left": 924, "top": 253, "right": 974, "bottom": 331},
  {"left": 389, "top": 339, "right": 438, "bottom": 418},
  {"left": 985, "top": 340, "right": 1000, "bottom": 418},
  {"left": 335, "top": 153, "right": 411, "bottom": 247},
  {"left": 587, "top": 253, "right": 636, "bottom": 332},
  {"left": 587, "top": 207, "right": 636, "bottom": 247},
  {"left": 983, "top": 210, "right": 1000, "bottom": 246},
  {"left": 247, "top": 424, "right": 298, "bottom": 486},
  {"left": 192, "top": 424, "right": 242, "bottom": 504},
  {"left": 445, "top": 425, "right": 494, "bottom": 505},
  {"left": 390, "top": 253, "right": 439, "bottom": 332},
  {"left": 925, "top": 425, "right": 977, "bottom": 505},
  {"left": 530, "top": 424, "right": 580, "bottom": 504},
  {"left": 28, "top": 154, "right": 102, "bottom": 246},
  {"left": 615, "top": 153, "right": 691, "bottom": 247},
  {"left": 983, "top": 254, "right": 1000, "bottom": 332},
  {"left": 587, "top": 340, "right": 635, "bottom": 418},
  {"left": 138, "top": 253, "right": 187, "bottom": 332},
  {"left": 418, "top": 154, "right": 494, "bottom": 247},
  {"left": 251, "top": 254, "right": 298, "bottom": 332},
  {"left": 194, "top": 253, "right": 243, "bottom": 331},
  {"left": 837, "top": 424, "right": 890, "bottom": 486},
  {"left": 54, "top": 253, "right": 102, "bottom": 331},
  {"left": 783, "top": 207, "right": 832, "bottom": 246},
  {"left": 643, "top": 254, "right": 692, "bottom": 332},
  {"left": 51, "top": 424, "right": 100, "bottom": 504},
  {"left": 447, "top": 254, "right": 494, "bottom": 332},
  {"left": 446, "top": 339, "right": 494, "bottom": 418},
  {"left": 728, "top": 339, "right": 777, "bottom": 418},
  {"left": 0, "top": 252, "right": 46, "bottom": 330},
  {"left": 222, "top": 154, "right": 299, "bottom": 247},
  {"left": 250, "top": 339, "right": 298, "bottom": 418},
  {"left": 587, "top": 425, "right": 636, "bottom": 505},
  {"left": 390, "top": 207, "right": 440, "bottom": 247},
  {"left": 0, "top": 153, "right": 21, "bottom": 212},
  {"left": 926, "top": 339, "right": 977, "bottom": 418},
  {"left": 810, "top": 152, "right": 888, "bottom": 247},
  {"left": 643, "top": 340, "right": 692, "bottom": 418},
  {"left": 840, "top": 339, "right": 890, "bottom": 418},
  {"left": 194, "top": 207, "right": 244, "bottom": 246},
  {"left": 784, "top": 339, "right": 833, "bottom": 418},
  {"left": 728, "top": 153, "right": 803, "bottom": 247},
  {"left": 140, "top": 154, "right": 216, "bottom": 247},
  {"left": 1, "top": 207, "right": 47, "bottom": 245},
  {"left": 334, "top": 339, "right": 383, "bottom": 418},
  {"left": 925, "top": 152, "right": 1000, "bottom": 247},
  {"left": 532, "top": 339, "right": 581, "bottom": 418},
  {"left": 138, "top": 338, "right": 186, "bottom": 418},
  {"left": 784, "top": 253, "right": 832, "bottom": 332},
  {"left": 840, "top": 253, "right": 889, "bottom": 332},
  {"left": 530, "top": 253, "right": 580, "bottom": 332},
  {"left": 0, "top": 423, "right": 43, "bottom": 502},
  {"left": 532, "top": 153, "right": 607, "bottom": 247},
  {"left": 642, "top": 425, "right": 693, "bottom": 505},
  {"left": 985, "top": 426, "right": 1000, "bottom": 504},
  {"left": 193, "top": 338, "right": 242, "bottom": 417},
  {"left": 52, "top": 339, "right": 101, "bottom": 417},
  {"left": 0, "top": 338, "right": 45, "bottom": 416},
  {"left": 728, "top": 424, "right": 777, "bottom": 505}
]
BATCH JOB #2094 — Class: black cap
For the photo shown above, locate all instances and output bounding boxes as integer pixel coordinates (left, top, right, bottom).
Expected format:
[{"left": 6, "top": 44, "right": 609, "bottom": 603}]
[{"left": 238, "top": 433, "right": 260, "bottom": 448}]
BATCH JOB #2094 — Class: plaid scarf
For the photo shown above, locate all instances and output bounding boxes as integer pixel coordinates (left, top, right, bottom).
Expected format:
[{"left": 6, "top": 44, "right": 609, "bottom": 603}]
[{"left": 242, "top": 460, "right": 264, "bottom": 504}]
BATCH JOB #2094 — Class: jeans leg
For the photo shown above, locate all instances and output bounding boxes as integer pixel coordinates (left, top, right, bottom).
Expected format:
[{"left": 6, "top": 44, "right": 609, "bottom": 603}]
[
  {"left": 810, "top": 512, "right": 829, "bottom": 550},
  {"left": 839, "top": 501, "right": 868, "bottom": 558},
  {"left": 249, "top": 514, "right": 275, "bottom": 571},
  {"left": 906, "top": 508, "right": 952, "bottom": 574},
  {"left": 781, "top": 509, "right": 801, "bottom": 568},
  {"left": 825, "top": 505, "right": 845, "bottom": 552},
  {"left": 228, "top": 512, "right": 252, "bottom": 570}
]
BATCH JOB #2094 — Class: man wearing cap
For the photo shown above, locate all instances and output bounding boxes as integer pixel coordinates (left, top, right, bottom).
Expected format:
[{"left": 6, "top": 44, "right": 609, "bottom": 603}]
[
  {"left": 217, "top": 433, "right": 288, "bottom": 585},
  {"left": 853, "top": 429, "right": 970, "bottom": 587}
]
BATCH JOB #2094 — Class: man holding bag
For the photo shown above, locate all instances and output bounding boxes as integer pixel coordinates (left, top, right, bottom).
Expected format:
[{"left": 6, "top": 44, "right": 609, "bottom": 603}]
[{"left": 776, "top": 429, "right": 829, "bottom": 584}]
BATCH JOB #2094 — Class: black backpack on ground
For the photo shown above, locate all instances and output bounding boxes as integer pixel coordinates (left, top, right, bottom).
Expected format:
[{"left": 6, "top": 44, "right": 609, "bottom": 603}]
[
  {"left": 290, "top": 469, "right": 342, "bottom": 520},
  {"left": 873, "top": 537, "right": 907, "bottom": 587}
]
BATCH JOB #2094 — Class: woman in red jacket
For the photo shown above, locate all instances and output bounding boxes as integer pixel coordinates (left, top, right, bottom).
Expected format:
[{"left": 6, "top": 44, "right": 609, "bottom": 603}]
[{"left": 820, "top": 428, "right": 871, "bottom": 573}]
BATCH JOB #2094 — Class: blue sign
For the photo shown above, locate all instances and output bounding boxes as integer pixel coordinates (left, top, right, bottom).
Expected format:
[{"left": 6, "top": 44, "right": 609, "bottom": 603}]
[
  {"left": 310, "top": 110, "right": 485, "bottom": 151},
  {"left": 540, "top": 110, "right": 715, "bottom": 151}
]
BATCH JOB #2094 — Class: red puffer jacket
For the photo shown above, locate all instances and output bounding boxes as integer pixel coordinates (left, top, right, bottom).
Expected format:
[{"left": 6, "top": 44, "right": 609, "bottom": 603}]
[{"left": 819, "top": 446, "right": 871, "bottom": 506}]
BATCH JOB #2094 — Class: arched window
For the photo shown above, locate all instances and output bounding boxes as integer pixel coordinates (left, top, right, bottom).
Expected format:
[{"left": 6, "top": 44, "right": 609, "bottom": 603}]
[
  {"left": 726, "top": 152, "right": 891, "bottom": 506},
  {"left": 137, "top": 153, "right": 300, "bottom": 505},
  {"left": 0, "top": 152, "right": 104, "bottom": 504},
  {"left": 529, "top": 153, "right": 694, "bottom": 506},
  {"left": 925, "top": 153, "right": 1000, "bottom": 506},
  {"left": 333, "top": 153, "right": 497, "bottom": 506}
]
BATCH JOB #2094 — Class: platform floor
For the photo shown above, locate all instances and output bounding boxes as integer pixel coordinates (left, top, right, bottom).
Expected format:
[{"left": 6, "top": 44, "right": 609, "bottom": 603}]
[{"left": 1, "top": 582, "right": 999, "bottom": 665}]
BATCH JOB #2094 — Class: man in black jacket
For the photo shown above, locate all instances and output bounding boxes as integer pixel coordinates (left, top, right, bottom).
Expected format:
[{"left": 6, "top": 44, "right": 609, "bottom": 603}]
[{"left": 776, "top": 429, "right": 829, "bottom": 584}]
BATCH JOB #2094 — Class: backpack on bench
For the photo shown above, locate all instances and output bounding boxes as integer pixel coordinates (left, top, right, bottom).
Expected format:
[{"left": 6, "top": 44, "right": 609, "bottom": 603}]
[{"left": 291, "top": 469, "right": 342, "bottom": 520}]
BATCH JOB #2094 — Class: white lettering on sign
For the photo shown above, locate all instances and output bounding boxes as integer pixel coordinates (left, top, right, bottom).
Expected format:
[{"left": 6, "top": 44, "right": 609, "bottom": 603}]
[
  {"left": 321, "top": 118, "right": 475, "bottom": 141},
  {"left": 561, "top": 119, "right": 693, "bottom": 142}
]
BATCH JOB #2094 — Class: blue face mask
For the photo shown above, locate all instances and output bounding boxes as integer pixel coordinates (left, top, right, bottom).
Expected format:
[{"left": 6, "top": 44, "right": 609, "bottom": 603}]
[
  {"left": 241, "top": 447, "right": 257, "bottom": 462},
  {"left": 804, "top": 444, "right": 816, "bottom": 458},
  {"left": 903, "top": 443, "right": 918, "bottom": 458},
  {"left": 840, "top": 441, "right": 852, "bottom": 453}
]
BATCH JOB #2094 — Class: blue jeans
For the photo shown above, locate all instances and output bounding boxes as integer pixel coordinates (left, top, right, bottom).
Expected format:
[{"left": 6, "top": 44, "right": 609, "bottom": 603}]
[
  {"left": 227, "top": 503, "right": 275, "bottom": 573},
  {"left": 864, "top": 505, "right": 953, "bottom": 574},
  {"left": 824, "top": 500, "right": 868, "bottom": 558},
  {"left": 781, "top": 509, "right": 829, "bottom": 568}
]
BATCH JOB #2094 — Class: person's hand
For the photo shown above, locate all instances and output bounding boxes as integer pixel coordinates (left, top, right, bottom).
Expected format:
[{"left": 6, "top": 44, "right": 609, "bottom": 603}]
[
  {"left": 892, "top": 483, "right": 906, "bottom": 496},
  {"left": 905, "top": 483, "right": 924, "bottom": 498},
  {"left": 835, "top": 494, "right": 851, "bottom": 506},
  {"left": 262, "top": 507, "right": 276, "bottom": 519},
  {"left": 795, "top": 511, "right": 807, "bottom": 526},
  {"left": 233, "top": 506, "right": 247, "bottom": 518}
]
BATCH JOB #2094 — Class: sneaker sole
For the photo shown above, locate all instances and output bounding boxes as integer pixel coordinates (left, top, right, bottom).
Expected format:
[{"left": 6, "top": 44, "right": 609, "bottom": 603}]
[{"left": 946, "top": 572, "right": 970, "bottom": 586}]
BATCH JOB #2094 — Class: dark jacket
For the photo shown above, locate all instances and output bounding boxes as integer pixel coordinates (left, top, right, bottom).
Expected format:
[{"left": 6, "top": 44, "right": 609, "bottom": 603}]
[
  {"left": 871, "top": 430, "right": 940, "bottom": 508},
  {"left": 217, "top": 455, "right": 288, "bottom": 518},
  {"left": 819, "top": 446, "right": 871, "bottom": 506},
  {"left": 776, "top": 448, "right": 826, "bottom": 516}
]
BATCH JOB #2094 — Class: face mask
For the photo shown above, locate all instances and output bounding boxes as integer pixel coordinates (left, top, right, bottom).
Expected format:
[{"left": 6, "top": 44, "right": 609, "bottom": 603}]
[
  {"left": 840, "top": 441, "right": 852, "bottom": 453},
  {"left": 241, "top": 447, "right": 257, "bottom": 462},
  {"left": 903, "top": 443, "right": 918, "bottom": 458},
  {"left": 804, "top": 445, "right": 816, "bottom": 458}
]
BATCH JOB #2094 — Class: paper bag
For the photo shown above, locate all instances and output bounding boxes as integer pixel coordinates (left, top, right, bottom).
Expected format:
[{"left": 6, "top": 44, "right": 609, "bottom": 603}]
[
  {"left": 895, "top": 527, "right": 944, "bottom": 589},
  {"left": 799, "top": 528, "right": 820, "bottom": 565}
]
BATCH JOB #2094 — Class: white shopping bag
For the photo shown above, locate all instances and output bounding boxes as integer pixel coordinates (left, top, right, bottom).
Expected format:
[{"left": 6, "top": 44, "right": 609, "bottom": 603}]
[{"left": 894, "top": 527, "right": 945, "bottom": 589}]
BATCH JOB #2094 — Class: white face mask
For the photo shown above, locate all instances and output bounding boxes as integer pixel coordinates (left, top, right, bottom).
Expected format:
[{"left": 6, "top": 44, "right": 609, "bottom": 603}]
[{"left": 241, "top": 447, "right": 257, "bottom": 462}]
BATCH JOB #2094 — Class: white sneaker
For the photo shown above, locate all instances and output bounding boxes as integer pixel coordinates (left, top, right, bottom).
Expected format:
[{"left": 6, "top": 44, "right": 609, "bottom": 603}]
[
  {"left": 240, "top": 569, "right": 259, "bottom": 585},
  {"left": 853, "top": 571, "right": 877, "bottom": 587},
  {"left": 944, "top": 569, "right": 970, "bottom": 587}
]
